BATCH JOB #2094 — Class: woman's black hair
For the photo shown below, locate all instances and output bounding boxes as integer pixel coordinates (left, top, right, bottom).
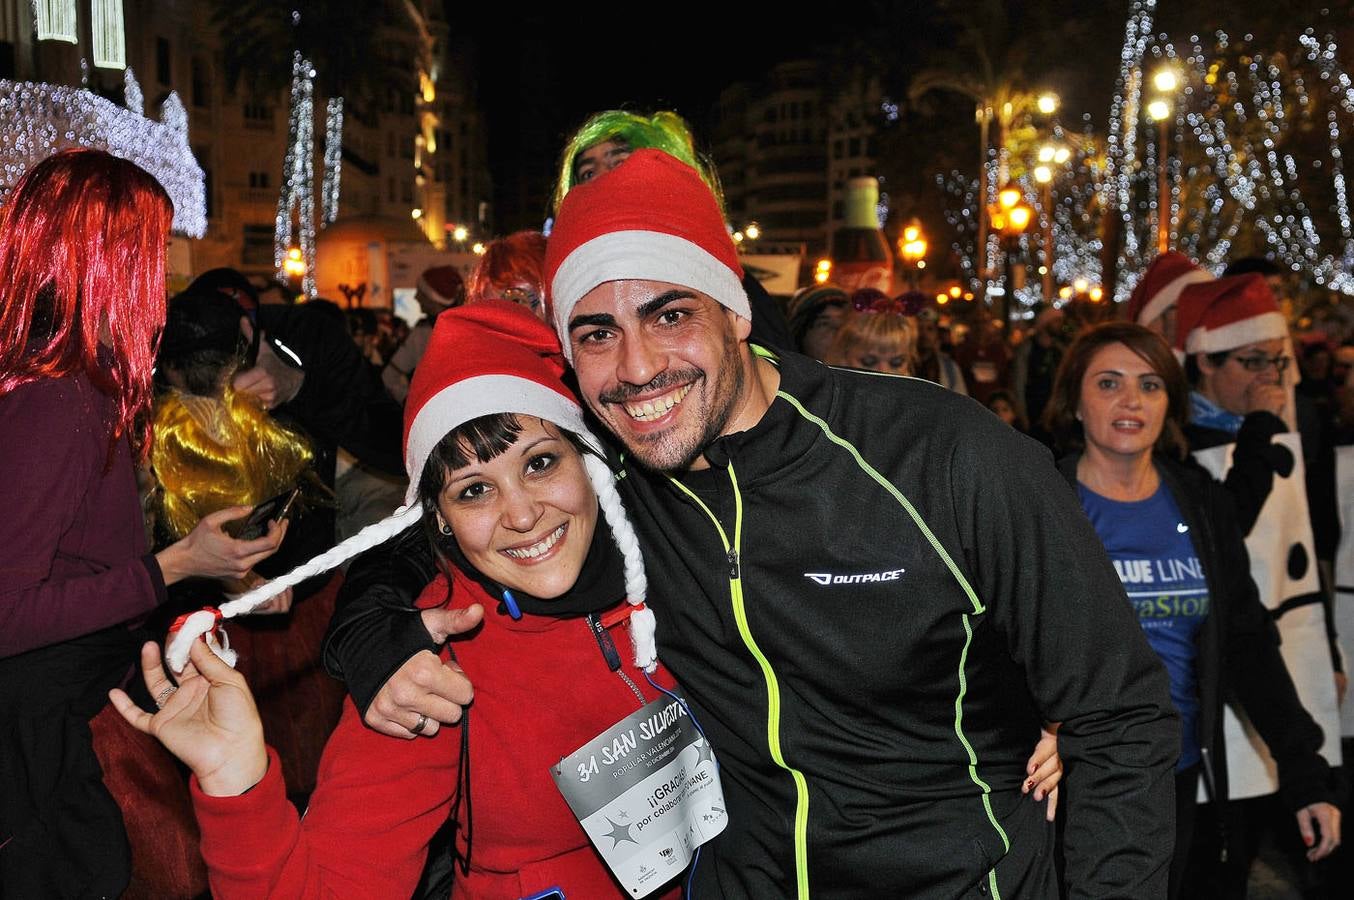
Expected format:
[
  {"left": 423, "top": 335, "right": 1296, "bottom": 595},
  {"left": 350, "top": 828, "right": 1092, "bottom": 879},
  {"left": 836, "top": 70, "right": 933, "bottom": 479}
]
[{"left": 415, "top": 413, "right": 592, "bottom": 597}]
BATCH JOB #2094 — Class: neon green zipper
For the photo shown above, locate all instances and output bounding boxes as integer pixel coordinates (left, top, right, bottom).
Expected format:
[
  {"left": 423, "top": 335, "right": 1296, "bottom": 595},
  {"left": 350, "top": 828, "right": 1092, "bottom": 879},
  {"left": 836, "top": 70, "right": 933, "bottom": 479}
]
[{"left": 668, "top": 466, "right": 811, "bottom": 900}]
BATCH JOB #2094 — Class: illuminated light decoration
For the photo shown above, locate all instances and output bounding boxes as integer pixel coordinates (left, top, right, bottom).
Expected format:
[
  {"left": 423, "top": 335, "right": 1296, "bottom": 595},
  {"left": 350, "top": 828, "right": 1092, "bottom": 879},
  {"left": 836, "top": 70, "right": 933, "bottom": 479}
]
[
  {"left": 274, "top": 53, "right": 317, "bottom": 298},
  {"left": 90, "top": 0, "right": 126, "bottom": 69},
  {"left": 1101, "top": 0, "right": 1157, "bottom": 291},
  {"left": 32, "top": 0, "right": 76, "bottom": 43},
  {"left": 321, "top": 96, "right": 343, "bottom": 226},
  {"left": 0, "top": 78, "right": 206, "bottom": 236},
  {"left": 123, "top": 66, "right": 142, "bottom": 115}
]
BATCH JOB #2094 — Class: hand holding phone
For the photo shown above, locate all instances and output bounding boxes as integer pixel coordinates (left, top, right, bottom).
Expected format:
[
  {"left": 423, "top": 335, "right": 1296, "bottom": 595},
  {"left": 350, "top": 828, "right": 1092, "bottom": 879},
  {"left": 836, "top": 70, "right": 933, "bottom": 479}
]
[{"left": 226, "top": 487, "right": 300, "bottom": 541}]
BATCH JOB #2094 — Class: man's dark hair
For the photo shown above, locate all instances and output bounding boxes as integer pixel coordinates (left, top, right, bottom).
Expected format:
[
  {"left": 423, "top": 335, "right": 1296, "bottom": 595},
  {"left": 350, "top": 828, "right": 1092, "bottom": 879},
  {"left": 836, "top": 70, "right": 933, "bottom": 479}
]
[{"left": 158, "top": 290, "right": 249, "bottom": 395}]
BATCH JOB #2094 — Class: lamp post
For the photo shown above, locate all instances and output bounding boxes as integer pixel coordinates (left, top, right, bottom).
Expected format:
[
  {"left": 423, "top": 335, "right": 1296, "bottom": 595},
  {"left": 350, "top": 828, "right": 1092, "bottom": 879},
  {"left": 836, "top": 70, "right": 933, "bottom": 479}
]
[
  {"left": 1034, "top": 143, "right": 1071, "bottom": 302},
  {"left": 988, "top": 186, "right": 1033, "bottom": 326},
  {"left": 898, "top": 219, "right": 927, "bottom": 288},
  {"left": 1149, "top": 67, "right": 1179, "bottom": 255}
]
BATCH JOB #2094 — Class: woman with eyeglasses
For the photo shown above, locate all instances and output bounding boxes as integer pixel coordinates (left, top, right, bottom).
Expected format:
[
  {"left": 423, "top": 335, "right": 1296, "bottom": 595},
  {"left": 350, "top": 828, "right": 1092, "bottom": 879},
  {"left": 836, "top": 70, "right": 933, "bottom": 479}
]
[
  {"left": 467, "top": 231, "right": 548, "bottom": 321},
  {"left": 1044, "top": 321, "right": 1340, "bottom": 899}
]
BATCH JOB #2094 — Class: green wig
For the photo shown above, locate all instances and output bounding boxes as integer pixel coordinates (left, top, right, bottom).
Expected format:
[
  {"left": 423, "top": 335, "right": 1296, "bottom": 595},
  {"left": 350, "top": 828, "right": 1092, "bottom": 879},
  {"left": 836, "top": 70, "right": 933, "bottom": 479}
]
[{"left": 551, "top": 110, "right": 725, "bottom": 215}]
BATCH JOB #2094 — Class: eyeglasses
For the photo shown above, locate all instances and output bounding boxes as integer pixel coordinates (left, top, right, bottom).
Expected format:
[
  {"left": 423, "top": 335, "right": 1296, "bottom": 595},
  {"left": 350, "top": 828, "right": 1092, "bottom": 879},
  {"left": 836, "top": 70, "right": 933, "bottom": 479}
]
[
  {"left": 1228, "top": 353, "right": 1291, "bottom": 373},
  {"left": 500, "top": 286, "right": 543, "bottom": 312}
]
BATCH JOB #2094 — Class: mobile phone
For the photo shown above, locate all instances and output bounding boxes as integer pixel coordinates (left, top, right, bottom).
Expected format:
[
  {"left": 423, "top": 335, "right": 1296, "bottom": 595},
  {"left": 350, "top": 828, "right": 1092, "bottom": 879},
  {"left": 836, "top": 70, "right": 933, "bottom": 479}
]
[
  {"left": 520, "top": 889, "right": 565, "bottom": 900},
  {"left": 227, "top": 487, "right": 300, "bottom": 540}
]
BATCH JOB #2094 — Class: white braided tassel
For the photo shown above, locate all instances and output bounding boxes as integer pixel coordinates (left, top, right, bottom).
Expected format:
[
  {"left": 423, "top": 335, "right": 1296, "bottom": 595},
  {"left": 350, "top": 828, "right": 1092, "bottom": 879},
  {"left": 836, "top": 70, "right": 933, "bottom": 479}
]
[
  {"left": 582, "top": 452, "right": 656, "bottom": 672},
  {"left": 165, "top": 504, "right": 424, "bottom": 672}
]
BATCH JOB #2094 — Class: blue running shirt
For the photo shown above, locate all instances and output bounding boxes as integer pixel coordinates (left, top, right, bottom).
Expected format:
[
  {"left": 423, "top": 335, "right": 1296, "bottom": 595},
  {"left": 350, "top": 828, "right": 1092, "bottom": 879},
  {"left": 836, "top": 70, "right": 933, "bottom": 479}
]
[{"left": 1078, "top": 481, "right": 1207, "bottom": 770}]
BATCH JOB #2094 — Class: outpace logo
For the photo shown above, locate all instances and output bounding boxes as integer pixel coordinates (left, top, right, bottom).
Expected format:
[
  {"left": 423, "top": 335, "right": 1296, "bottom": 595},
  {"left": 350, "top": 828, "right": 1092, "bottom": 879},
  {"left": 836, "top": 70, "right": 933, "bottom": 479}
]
[{"left": 804, "top": 568, "right": 906, "bottom": 586}]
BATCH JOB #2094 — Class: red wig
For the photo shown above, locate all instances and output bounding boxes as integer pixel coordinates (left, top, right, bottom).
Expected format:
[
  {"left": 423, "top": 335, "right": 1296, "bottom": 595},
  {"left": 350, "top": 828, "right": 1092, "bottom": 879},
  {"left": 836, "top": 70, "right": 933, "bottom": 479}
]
[
  {"left": 467, "top": 231, "right": 548, "bottom": 305},
  {"left": 0, "top": 149, "right": 173, "bottom": 458}
]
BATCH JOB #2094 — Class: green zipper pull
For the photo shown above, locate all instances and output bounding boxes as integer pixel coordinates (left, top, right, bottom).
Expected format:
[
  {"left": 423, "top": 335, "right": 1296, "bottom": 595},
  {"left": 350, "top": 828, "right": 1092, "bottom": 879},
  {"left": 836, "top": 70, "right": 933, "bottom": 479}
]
[{"left": 727, "top": 549, "right": 740, "bottom": 579}]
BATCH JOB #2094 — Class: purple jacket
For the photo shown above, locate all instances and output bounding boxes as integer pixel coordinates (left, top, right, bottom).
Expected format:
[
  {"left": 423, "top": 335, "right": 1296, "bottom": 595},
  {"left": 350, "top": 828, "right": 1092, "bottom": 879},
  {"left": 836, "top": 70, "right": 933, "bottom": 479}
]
[{"left": 0, "top": 371, "right": 166, "bottom": 657}]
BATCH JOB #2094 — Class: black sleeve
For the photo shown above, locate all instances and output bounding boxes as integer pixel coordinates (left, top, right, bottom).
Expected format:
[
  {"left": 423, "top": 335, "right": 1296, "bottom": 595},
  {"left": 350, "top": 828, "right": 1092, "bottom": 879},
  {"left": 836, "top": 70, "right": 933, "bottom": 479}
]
[
  {"left": 1209, "top": 479, "right": 1335, "bottom": 811},
  {"left": 322, "top": 524, "right": 442, "bottom": 716},
  {"left": 953, "top": 423, "right": 1178, "bottom": 899},
  {"left": 1217, "top": 411, "right": 1288, "bottom": 535}
]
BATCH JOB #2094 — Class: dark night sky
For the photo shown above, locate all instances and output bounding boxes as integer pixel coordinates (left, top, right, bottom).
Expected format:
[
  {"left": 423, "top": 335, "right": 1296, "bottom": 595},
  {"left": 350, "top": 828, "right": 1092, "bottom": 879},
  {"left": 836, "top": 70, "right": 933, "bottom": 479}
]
[{"left": 445, "top": 6, "right": 878, "bottom": 228}]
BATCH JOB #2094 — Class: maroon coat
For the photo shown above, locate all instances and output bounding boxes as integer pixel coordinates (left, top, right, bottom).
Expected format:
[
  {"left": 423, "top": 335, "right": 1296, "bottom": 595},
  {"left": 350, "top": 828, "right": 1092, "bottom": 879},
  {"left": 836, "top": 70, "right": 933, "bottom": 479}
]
[{"left": 0, "top": 371, "right": 165, "bottom": 657}]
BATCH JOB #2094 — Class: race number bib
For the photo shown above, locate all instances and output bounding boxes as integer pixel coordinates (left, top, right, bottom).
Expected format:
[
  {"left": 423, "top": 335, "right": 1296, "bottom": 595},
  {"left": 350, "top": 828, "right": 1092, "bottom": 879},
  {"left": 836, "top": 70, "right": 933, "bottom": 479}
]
[{"left": 551, "top": 696, "right": 727, "bottom": 897}]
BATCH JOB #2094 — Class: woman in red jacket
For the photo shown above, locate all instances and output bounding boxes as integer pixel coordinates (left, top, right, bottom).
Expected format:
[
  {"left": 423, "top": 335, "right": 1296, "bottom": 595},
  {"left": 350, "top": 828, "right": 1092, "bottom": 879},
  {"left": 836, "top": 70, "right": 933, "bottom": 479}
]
[{"left": 112, "top": 301, "right": 685, "bottom": 899}]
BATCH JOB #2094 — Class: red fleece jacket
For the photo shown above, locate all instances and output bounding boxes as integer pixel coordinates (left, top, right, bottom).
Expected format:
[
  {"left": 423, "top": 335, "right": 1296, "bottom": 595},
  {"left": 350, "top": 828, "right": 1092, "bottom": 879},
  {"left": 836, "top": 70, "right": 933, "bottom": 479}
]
[{"left": 192, "top": 571, "right": 682, "bottom": 899}]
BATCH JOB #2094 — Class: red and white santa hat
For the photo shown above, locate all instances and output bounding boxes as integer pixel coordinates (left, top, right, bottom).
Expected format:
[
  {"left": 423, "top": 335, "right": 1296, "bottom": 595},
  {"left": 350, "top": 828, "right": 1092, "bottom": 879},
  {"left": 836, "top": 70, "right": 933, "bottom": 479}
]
[
  {"left": 417, "top": 265, "right": 465, "bottom": 308},
  {"left": 1174, "top": 274, "right": 1287, "bottom": 355},
  {"left": 402, "top": 299, "right": 599, "bottom": 504},
  {"left": 1126, "top": 251, "right": 1213, "bottom": 327},
  {"left": 171, "top": 299, "right": 658, "bottom": 673},
  {"left": 544, "top": 148, "right": 749, "bottom": 360}
]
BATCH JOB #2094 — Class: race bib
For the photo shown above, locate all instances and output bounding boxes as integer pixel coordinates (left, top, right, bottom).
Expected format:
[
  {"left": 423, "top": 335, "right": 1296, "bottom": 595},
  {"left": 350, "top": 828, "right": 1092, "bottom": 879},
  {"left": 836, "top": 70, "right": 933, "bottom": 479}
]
[{"left": 551, "top": 695, "right": 727, "bottom": 897}]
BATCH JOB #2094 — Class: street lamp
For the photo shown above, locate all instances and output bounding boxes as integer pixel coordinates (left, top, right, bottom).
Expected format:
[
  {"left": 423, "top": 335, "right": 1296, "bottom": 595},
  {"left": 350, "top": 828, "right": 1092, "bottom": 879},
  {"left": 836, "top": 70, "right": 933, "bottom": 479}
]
[
  {"left": 1036, "top": 93, "right": 1059, "bottom": 115},
  {"left": 898, "top": 219, "right": 927, "bottom": 287},
  {"left": 988, "top": 186, "right": 1034, "bottom": 325},
  {"left": 745, "top": 222, "right": 761, "bottom": 241},
  {"left": 282, "top": 246, "right": 306, "bottom": 281},
  {"left": 452, "top": 224, "right": 469, "bottom": 244},
  {"left": 1147, "top": 97, "right": 1173, "bottom": 254},
  {"left": 1152, "top": 68, "right": 1179, "bottom": 94}
]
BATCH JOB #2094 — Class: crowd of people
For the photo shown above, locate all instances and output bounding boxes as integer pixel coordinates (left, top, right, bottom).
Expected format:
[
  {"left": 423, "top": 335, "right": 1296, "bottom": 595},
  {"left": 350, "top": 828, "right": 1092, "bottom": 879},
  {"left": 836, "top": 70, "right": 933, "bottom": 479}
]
[{"left": 1, "top": 106, "right": 1352, "bottom": 900}]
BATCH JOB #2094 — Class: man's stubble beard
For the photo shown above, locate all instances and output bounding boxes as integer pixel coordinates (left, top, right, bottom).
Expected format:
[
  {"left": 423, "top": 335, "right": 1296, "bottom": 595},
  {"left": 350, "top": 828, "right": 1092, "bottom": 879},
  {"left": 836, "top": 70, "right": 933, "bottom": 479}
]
[{"left": 609, "top": 328, "right": 748, "bottom": 474}]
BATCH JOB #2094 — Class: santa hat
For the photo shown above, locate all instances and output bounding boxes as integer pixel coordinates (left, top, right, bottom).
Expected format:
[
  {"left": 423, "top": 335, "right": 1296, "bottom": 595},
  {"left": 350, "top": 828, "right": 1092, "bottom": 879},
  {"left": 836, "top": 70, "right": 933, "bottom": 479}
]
[
  {"left": 1126, "top": 251, "right": 1213, "bottom": 326},
  {"left": 417, "top": 265, "right": 465, "bottom": 308},
  {"left": 1175, "top": 274, "right": 1287, "bottom": 355},
  {"left": 169, "top": 300, "right": 657, "bottom": 673},
  {"left": 545, "top": 148, "right": 749, "bottom": 360}
]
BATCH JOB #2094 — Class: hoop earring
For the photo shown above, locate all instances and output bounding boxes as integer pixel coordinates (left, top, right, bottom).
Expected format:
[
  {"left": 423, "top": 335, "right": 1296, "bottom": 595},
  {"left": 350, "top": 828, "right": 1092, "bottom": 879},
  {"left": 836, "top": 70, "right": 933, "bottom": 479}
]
[{"left": 437, "top": 517, "right": 452, "bottom": 536}]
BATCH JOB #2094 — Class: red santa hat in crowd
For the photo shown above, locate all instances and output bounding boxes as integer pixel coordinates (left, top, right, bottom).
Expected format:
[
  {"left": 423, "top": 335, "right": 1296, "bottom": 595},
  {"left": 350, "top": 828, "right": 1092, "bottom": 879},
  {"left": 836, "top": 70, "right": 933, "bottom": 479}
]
[
  {"left": 1174, "top": 274, "right": 1287, "bottom": 355},
  {"left": 170, "top": 300, "right": 657, "bottom": 673},
  {"left": 544, "top": 148, "right": 750, "bottom": 360},
  {"left": 1126, "top": 251, "right": 1214, "bottom": 327},
  {"left": 417, "top": 265, "right": 465, "bottom": 308}
]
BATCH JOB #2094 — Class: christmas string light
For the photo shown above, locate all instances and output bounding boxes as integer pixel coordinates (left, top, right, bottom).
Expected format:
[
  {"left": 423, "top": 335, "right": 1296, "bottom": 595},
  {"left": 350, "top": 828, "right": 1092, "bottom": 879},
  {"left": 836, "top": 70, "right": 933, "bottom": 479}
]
[
  {"left": 274, "top": 52, "right": 316, "bottom": 298},
  {"left": 321, "top": 97, "right": 343, "bottom": 226},
  {"left": 0, "top": 78, "right": 205, "bottom": 236},
  {"left": 123, "top": 66, "right": 142, "bottom": 116}
]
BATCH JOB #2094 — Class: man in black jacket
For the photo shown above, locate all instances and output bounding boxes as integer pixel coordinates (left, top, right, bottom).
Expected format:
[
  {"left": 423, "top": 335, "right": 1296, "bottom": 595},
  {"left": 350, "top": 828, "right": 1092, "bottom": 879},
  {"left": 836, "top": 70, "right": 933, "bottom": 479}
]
[{"left": 325, "top": 150, "right": 1178, "bottom": 897}]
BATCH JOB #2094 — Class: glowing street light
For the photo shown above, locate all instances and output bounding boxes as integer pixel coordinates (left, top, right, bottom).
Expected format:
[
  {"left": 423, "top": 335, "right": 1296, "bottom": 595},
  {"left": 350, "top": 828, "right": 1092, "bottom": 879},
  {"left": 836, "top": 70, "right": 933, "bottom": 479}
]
[
  {"left": 282, "top": 246, "right": 306, "bottom": 280},
  {"left": 814, "top": 258, "right": 832, "bottom": 284},
  {"left": 452, "top": 225, "right": 469, "bottom": 243},
  {"left": 745, "top": 222, "right": 761, "bottom": 241},
  {"left": 1153, "top": 68, "right": 1179, "bottom": 94},
  {"left": 898, "top": 219, "right": 927, "bottom": 286},
  {"left": 1036, "top": 93, "right": 1059, "bottom": 115},
  {"left": 1146, "top": 99, "right": 1171, "bottom": 122},
  {"left": 1034, "top": 165, "right": 1053, "bottom": 184},
  {"left": 471, "top": 242, "right": 487, "bottom": 255}
]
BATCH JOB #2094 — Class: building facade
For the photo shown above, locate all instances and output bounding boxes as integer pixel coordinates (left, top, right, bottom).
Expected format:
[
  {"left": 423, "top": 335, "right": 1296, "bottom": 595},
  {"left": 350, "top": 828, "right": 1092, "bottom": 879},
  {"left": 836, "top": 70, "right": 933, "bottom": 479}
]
[{"left": 0, "top": 0, "right": 490, "bottom": 278}]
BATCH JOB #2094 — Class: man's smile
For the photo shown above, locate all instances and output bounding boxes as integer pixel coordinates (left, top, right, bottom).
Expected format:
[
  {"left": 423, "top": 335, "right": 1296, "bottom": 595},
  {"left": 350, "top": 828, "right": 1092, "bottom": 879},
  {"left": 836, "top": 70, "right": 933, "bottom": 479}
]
[{"left": 622, "top": 382, "right": 694, "bottom": 421}]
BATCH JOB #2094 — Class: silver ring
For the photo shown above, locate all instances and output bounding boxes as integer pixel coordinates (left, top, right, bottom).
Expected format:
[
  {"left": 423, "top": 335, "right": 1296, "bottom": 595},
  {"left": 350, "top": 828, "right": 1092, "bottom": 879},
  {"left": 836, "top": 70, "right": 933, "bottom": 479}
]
[
  {"left": 409, "top": 713, "right": 430, "bottom": 735},
  {"left": 155, "top": 685, "right": 178, "bottom": 709}
]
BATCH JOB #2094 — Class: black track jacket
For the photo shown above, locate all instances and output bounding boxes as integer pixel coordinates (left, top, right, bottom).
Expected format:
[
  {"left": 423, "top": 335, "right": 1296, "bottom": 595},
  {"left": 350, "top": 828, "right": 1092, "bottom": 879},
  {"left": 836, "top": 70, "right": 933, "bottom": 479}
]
[{"left": 618, "top": 349, "right": 1178, "bottom": 899}]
